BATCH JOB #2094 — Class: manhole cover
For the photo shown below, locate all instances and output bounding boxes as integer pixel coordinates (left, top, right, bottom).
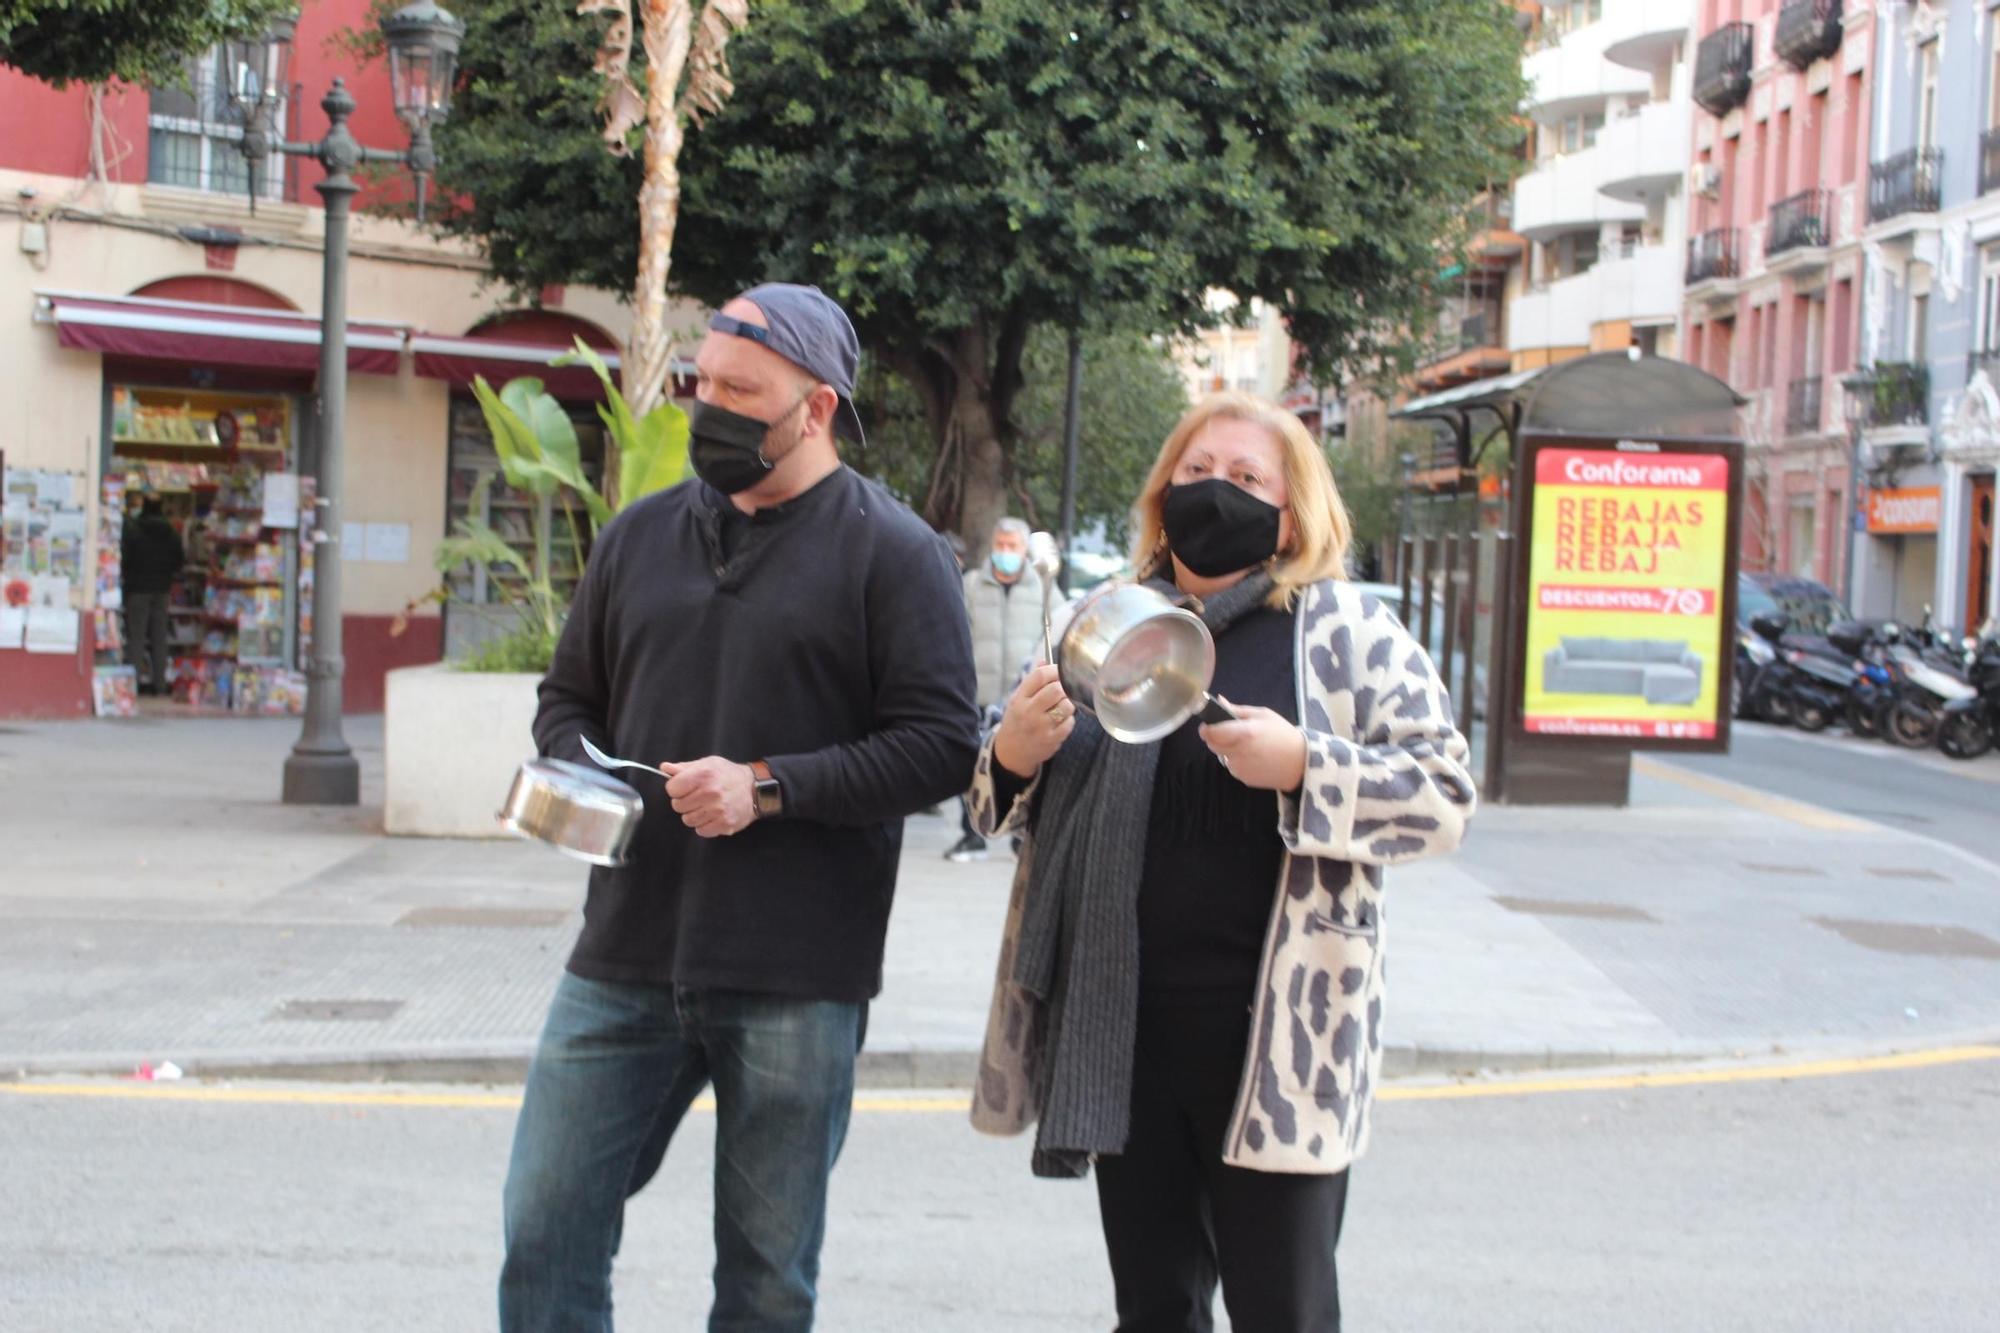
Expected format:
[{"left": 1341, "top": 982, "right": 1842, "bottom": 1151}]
[
  {"left": 396, "top": 907, "right": 570, "bottom": 929},
  {"left": 270, "top": 999, "right": 405, "bottom": 1022},
  {"left": 1742, "top": 863, "right": 1825, "bottom": 877},
  {"left": 1810, "top": 918, "right": 2000, "bottom": 960},
  {"left": 1864, "top": 868, "right": 1950, "bottom": 882},
  {"left": 1492, "top": 896, "right": 1657, "bottom": 923}
]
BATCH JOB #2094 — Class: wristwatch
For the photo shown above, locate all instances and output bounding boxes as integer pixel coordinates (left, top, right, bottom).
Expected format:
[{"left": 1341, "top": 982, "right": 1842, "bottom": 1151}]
[{"left": 749, "top": 760, "right": 783, "bottom": 820}]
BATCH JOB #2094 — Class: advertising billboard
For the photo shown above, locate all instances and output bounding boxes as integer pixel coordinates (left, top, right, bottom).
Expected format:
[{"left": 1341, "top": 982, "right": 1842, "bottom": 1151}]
[{"left": 1518, "top": 443, "right": 1735, "bottom": 743}]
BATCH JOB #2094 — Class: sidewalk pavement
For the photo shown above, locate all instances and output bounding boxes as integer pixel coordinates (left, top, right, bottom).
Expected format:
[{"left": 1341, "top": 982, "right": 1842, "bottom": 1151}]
[{"left": 3, "top": 714, "right": 1998, "bottom": 1085}]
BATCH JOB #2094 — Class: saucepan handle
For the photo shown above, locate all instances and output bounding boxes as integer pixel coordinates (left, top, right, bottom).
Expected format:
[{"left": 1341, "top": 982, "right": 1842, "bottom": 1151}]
[{"left": 1195, "top": 695, "right": 1238, "bottom": 726}]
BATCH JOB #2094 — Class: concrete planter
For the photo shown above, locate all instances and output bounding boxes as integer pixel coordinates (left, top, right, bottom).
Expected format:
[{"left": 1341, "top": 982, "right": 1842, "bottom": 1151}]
[{"left": 384, "top": 663, "right": 540, "bottom": 837}]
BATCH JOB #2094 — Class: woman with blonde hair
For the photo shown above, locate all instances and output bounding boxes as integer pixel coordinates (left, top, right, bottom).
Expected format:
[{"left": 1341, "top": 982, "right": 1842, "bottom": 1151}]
[{"left": 964, "top": 392, "right": 1476, "bottom": 1331}]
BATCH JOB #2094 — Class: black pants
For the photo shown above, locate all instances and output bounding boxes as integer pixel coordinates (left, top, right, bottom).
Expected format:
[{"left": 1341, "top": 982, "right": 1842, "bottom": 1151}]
[
  {"left": 1095, "top": 997, "right": 1348, "bottom": 1333},
  {"left": 123, "top": 591, "right": 170, "bottom": 692}
]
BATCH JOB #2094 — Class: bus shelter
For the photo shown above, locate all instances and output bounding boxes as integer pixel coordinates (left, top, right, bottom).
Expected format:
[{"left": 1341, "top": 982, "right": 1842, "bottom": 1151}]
[{"left": 1395, "top": 352, "right": 1746, "bottom": 806}]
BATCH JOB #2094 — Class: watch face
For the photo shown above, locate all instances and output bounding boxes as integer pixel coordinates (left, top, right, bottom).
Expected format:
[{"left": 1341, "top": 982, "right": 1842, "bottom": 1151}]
[{"left": 754, "top": 779, "right": 782, "bottom": 817}]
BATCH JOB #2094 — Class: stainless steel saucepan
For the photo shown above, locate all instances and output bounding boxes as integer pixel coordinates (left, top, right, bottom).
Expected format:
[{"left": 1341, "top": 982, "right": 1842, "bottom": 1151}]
[
  {"left": 1056, "top": 582, "right": 1237, "bottom": 744},
  {"left": 497, "top": 756, "right": 644, "bottom": 866}
]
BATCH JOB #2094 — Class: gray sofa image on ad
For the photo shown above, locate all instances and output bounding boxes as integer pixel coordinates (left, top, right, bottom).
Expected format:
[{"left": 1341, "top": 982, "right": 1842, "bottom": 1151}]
[{"left": 1542, "top": 637, "right": 1703, "bottom": 706}]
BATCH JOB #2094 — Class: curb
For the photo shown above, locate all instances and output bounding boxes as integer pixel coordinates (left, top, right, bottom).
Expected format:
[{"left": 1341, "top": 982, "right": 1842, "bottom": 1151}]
[{"left": 9, "top": 1029, "right": 1997, "bottom": 1090}]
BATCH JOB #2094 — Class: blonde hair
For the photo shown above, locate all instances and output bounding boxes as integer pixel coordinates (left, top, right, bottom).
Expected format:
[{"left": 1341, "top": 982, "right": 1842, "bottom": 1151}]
[{"left": 1129, "top": 391, "right": 1352, "bottom": 609}]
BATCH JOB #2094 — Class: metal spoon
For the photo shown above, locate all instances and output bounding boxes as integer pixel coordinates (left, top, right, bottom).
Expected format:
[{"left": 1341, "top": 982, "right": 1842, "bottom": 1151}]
[
  {"left": 1028, "top": 530, "right": 1062, "bottom": 662},
  {"left": 579, "top": 733, "right": 666, "bottom": 781}
]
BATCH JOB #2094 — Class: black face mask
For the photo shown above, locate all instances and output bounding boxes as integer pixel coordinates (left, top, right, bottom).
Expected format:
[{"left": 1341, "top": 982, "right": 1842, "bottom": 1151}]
[
  {"left": 1161, "top": 478, "right": 1283, "bottom": 578},
  {"left": 687, "top": 396, "right": 807, "bottom": 495}
]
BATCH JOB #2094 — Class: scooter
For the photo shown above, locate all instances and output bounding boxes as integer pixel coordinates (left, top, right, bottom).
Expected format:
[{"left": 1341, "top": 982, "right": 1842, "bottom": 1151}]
[
  {"left": 1937, "top": 622, "right": 1999, "bottom": 761},
  {"left": 1745, "top": 613, "right": 1847, "bottom": 730},
  {"left": 1883, "top": 637, "right": 1977, "bottom": 749}
]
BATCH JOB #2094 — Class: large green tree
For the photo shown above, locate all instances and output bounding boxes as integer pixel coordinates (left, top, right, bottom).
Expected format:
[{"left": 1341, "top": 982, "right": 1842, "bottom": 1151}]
[
  {"left": 434, "top": 0, "right": 1522, "bottom": 546},
  {"left": 0, "top": 0, "right": 293, "bottom": 86},
  {"left": 852, "top": 326, "right": 1189, "bottom": 551}
]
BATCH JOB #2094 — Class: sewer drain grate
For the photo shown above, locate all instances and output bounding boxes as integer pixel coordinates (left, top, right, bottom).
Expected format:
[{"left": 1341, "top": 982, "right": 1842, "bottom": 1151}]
[
  {"left": 1742, "top": 863, "right": 1825, "bottom": 877},
  {"left": 1863, "top": 868, "right": 1950, "bottom": 882},
  {"left": 395, "top": 907, "right": 570, "bottom": 929},
  {"left": 1492, "top": 896, "right": 1658, "bottom": 923},
  {"left": 270, "top": 999, "right": 405, "bottom": 1022},
  {"left": 1810, "top": 918, "right": 2000, "bottom": 960}
]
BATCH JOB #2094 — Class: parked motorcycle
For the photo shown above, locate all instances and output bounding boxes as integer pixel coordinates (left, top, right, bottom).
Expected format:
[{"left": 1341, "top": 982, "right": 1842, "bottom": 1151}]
[
  {"left": 1937, "top": 622, "right": 2000, "bottom": 761},
  {"left": 1745, "top": 613, "right": 1849, "bottom": 730},
  {"left": 1883, "top": 636, "right": 1977, "bottom": 750}
]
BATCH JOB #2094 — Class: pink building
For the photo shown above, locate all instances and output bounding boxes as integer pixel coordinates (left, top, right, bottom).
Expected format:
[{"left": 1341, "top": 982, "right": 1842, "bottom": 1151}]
[{"left": 1681, "top": 0, "right": 1875, "bottom": 593}]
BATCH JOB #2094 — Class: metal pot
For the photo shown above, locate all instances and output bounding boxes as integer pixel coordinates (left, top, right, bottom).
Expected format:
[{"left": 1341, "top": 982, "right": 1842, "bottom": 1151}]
[
  {"left": 496, "top": 757, "right": 644, "bottom": 867},
  {"left": 1057, "top": 582, "right": 1218, "bottom": 743}
]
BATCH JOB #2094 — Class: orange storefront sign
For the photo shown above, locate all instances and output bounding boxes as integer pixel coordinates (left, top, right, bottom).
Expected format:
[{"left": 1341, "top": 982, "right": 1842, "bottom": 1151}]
[{"left": 1866, "top": 486, "right": 1941, "bottom": 535}]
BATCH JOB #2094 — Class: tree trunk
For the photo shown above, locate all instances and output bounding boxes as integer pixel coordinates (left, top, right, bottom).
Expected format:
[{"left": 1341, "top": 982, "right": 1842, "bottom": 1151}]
[{"left": 627, "top": 0, "right": 693, "bottom": 420}]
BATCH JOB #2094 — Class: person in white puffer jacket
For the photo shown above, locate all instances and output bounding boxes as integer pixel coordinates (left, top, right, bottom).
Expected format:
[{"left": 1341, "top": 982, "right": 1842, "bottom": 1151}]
[{"left": 950, "top": 516, "right": 1064, "bottom": 861}]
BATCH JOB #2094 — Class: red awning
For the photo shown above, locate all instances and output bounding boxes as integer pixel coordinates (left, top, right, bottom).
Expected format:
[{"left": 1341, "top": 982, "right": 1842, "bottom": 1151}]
[
  {"left": 34, "top": 291, "right": 404, "bottom": 375},
  {"left": 412, "top": 334, "right": 698, "bottom": 402},
  {"left": 411, "top": 333, "right": 621, "bottom": 401}
]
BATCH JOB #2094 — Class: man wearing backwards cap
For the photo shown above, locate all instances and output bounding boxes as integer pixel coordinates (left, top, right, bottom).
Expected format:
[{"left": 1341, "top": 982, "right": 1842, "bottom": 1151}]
[{"left": 501, "top": 284, "right": 979, "bottom": 1330}]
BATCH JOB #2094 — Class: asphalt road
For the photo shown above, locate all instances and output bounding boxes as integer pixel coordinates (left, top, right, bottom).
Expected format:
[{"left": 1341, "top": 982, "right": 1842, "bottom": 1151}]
[
  {"left": 5, "top": 1050, "right": 1998, "bottom": 1332},
  {"left": 1668, "top": 721, "right": 2000, "bottom": 869}
]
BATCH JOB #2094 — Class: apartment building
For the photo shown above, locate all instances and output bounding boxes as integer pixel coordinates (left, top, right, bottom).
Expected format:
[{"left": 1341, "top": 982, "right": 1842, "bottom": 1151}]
[
  {"left": 1681, "top": 0, "right": 1876, "bottom": 593},
  {"left": 1509, "top": 0, "right": 1693, "bottom": 370},
  {"left": 1853, "top": 0, "right": 1999, "bottom": 633}
]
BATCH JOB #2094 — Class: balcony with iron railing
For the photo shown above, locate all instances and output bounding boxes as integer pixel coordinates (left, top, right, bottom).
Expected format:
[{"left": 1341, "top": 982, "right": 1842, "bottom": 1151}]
[
  {"left": 1869, "top": 148, "right": 1944, "bottom": 225},
  {"left": 1693, "top": 23, "right": 1753, "bottom": 117},
  {"left": 1981, "top": 128, "right": 2000, "bottom": 197},
  {"left": 1857, "top": 362, "right": 1930, "bottom": 431},
  {"left": 1766, "top": 189, "right": 1831, "bottom": 259},
  {"left": 1785, "top": 376, "right": 1824, "bottom": 435},
  {"left": 1775, "top": 0, "right": 1842, "bottom": 71},
  {"left": 1686, "top": 227, "right": 1739, "bottom": 286}
]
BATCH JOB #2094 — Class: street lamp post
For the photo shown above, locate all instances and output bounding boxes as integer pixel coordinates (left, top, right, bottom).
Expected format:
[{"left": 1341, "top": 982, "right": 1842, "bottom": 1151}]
[{"left": 227, "top": 4, "right": 463, "bottom": 805}]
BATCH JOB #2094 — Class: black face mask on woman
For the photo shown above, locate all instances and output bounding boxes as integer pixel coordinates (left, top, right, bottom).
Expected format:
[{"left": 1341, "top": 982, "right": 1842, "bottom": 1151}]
[
  {"left": 1161, "top": 477, "right": 1283, "bottom": 578},
  {"left": 686, "top": 394, "right": 807, "bottom": 495}
]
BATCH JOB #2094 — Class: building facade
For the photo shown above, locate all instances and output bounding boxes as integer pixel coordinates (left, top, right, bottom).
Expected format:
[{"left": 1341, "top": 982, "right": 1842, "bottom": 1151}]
[
  {"left": 0, "top": 1, "right": 694, "bottom": 719},
  {"left": 1510, "top": 0, "right": 1693, "bottom": 373},
  {"left": 1681, "top": 0, "right": 1877, "bottom": 595},
  {"left": 1853, "top": 0, "right": 2000, "bottom": 634}
]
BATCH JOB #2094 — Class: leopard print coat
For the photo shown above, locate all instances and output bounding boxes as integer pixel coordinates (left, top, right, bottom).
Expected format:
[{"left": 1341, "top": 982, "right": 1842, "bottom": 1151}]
[{"left": 964, "top": 577, "right": 1476, "bottom": 1174}]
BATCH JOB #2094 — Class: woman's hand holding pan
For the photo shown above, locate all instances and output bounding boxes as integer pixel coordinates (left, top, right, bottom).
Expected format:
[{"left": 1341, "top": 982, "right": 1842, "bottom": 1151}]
[{"left": 994, "top": 662, "right": 1076, "bottom": 779}]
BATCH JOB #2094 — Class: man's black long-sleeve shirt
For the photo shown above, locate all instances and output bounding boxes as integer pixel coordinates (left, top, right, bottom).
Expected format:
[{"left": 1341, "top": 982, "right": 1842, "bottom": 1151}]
[{"left": 533, "top": 467, "right": 979, "bottom": 1001}]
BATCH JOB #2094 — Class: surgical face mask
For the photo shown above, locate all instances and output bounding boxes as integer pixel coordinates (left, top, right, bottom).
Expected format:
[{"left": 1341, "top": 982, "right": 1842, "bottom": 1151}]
[
  {"left": 687, "top": 393, "right": 809, "bottom": 495},
  {"left": 991, "top": 550, "right": 1025, "bottom": 577},
  {"left": 1161, "top": 478, "right": 1283, "bottom": 578}
]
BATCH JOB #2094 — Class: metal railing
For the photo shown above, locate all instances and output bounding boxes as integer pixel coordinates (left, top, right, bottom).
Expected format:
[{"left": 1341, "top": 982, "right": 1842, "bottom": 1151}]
[
  {"left": 1868, "top": 147, "right": 1944, "bottom": 223},
  {"left": 1767, "top": 189, "right": 1830, "bottom": 256},
  {"left": 1858, "top": 362, "right": 1930, "bottom": 428},
  {"left": 1694, "top": 23, "right": 1754, "bottom": 117},
  {"left": 1686, "top": 227, "right": 1739, "bottom": 284},
  {"left": 1775, "top": 0, "right": 1842, "bottom": 71},
  {"left": 1980, "top": 128, "right": 2000, "bottom": 197},
  {"left": 1785, "top": 376, "right": 1823, "bottom": 434}
]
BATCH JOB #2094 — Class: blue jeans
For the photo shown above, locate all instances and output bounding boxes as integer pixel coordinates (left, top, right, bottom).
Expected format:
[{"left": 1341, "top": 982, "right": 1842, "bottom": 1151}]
[{"left": 499, "top": 972, "right": 866, "bottom": 1332}]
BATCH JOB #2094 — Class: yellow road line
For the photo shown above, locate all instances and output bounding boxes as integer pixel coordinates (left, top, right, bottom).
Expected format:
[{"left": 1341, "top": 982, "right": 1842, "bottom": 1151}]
[
  {"left": 1631, "top": 755, "right": 1876, "bottom": 831},
  {"left": 1376, "top": 1044, "right": 2000, "bottom": 1101},
  {"left": 4, "top": 1046, "right": 1996, "bottom": 1112}
]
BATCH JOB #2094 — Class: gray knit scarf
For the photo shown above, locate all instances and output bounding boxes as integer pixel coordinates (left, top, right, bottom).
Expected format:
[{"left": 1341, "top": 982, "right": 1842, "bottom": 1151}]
[{"left": 1011, "top": 569, "right": 1278, "bottom": 1179}]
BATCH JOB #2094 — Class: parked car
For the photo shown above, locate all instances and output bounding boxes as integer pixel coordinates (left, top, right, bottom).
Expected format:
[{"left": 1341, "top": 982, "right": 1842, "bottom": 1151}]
[
  {"left": 1733, "top": 573, "right": 1852, "bottom": 718},
  {"left": 1351, "top": 580, "right": 1488, "bottom": 720}
]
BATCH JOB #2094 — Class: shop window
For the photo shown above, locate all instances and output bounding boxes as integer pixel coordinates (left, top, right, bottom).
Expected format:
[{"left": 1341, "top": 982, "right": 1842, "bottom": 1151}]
[
  {"left": 147, "top": 47, "right": 287, "bottom": 199},
  {"left": 1787, "top": 497, "right": 1817, "bottom": 578},
  {"left": 443, "top": 398, "right": 607, "bottom": 659}
]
